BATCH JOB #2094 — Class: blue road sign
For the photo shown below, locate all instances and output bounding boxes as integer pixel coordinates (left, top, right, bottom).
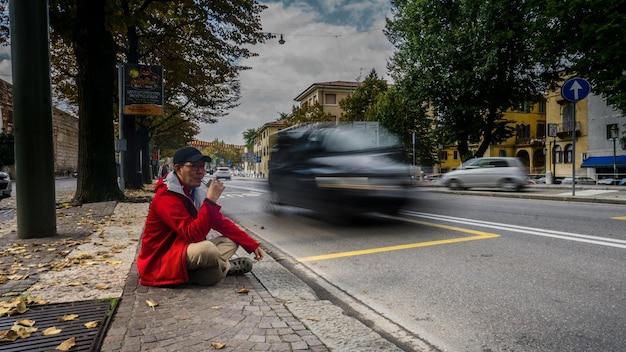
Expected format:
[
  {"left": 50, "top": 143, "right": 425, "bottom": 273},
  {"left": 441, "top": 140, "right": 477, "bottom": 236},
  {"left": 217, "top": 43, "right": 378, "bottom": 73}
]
[{"left": 561, "top": 77, "right": 590, "bottom": 102}]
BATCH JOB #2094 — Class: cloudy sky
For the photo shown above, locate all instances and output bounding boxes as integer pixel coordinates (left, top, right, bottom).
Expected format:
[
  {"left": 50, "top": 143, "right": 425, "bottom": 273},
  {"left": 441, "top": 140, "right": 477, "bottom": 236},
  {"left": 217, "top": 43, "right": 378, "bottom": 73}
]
[
  {"left": 0, "top": 0, "right": 395, "bottom": 145},
  {"left": 199, "top": 0, "right": 394, "bottom": 144}
]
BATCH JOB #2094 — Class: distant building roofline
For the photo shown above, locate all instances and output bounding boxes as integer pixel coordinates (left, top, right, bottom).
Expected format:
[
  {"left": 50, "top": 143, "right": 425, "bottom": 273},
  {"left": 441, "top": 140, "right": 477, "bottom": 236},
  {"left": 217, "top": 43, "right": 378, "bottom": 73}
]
[{"left": 294, "top": 81, "right": 360, "bottom": 102}]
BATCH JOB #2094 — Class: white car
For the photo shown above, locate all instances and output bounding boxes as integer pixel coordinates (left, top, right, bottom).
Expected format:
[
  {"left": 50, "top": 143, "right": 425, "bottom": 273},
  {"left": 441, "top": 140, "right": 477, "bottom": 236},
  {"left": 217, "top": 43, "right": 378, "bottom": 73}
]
[
  {"left": 0, "top": 171, "right": 11, "bottom": 199},
  {"left": 214, "top": 167, "right": 232, "bottom": 180},
  {"left": 441, "top": 157, "right": 528, "bottom": 191}
]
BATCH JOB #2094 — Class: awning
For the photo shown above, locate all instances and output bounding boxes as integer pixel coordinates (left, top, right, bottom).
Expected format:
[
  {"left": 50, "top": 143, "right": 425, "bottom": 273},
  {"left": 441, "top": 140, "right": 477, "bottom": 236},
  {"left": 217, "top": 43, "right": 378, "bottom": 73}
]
[{"left": 581, "top": 156, "right": 626, "bottom": 168}]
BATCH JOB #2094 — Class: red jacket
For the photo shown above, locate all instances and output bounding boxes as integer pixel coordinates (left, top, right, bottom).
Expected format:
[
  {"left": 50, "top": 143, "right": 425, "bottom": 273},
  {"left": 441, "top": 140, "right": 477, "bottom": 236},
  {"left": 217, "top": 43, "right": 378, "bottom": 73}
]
[{"left": 137, "top": 174, "right": 259, "bottom": 286}]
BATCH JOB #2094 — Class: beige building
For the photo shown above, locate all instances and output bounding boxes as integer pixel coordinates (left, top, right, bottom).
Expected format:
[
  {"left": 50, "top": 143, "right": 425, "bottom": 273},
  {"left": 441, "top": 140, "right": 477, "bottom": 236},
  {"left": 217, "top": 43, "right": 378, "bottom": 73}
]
[
  {"left": 0, "top": 79, "right": 78, "bottom": 176},
  {"left": 253, "top": 120, "right": 289, "bottom": 177},
  {"left": 294, "top": 81, "right": 360, "bottom": 122}
]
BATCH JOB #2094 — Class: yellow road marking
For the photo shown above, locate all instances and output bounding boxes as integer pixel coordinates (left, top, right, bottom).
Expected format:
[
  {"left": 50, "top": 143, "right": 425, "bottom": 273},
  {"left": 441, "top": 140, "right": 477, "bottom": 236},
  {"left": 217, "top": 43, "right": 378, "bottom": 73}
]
[
  {"left": 297, "top": 218, "right": 500, "bottom": 262},
  {"left": 611, "top": 216, "right": 626, "bottom": 221}
]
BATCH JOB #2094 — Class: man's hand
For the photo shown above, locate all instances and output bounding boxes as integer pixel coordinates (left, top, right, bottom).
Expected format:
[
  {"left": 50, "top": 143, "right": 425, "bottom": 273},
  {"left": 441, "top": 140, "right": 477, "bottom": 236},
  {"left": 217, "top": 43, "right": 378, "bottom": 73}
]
[
  {"left": 206, "top": 179, "right": 225, "bottom": 203},
  {"left": 253, "top": 247, "right": 265, "bottom": 261}
]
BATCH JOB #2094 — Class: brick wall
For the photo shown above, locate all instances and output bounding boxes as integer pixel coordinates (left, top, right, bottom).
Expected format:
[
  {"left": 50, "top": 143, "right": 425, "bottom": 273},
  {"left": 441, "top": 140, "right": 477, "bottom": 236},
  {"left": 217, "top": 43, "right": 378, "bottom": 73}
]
[{"left": 0, "top": 79, "right": 78, "bottom": 175}]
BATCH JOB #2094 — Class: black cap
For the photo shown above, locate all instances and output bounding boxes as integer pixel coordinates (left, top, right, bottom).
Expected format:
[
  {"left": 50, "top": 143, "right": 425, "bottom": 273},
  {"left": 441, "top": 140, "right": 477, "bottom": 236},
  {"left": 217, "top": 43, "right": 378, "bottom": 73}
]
[{"left": 173, "top": 147, "right": 211, "bottom": 164}]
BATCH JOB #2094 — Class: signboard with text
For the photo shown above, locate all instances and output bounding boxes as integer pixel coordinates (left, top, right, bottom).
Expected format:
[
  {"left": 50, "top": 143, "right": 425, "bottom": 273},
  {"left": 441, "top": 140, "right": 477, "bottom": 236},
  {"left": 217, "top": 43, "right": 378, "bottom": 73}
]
[
  {"left": 123, "top": 64, "right": 164, "bottom": 116},
  {"left": 547, "top": 123, "right": 558, "bottom": 137}
]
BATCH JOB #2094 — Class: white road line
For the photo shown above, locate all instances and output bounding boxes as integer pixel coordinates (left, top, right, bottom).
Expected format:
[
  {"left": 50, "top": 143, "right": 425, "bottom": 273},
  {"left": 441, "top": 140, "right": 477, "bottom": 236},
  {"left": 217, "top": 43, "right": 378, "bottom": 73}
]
[
  {"left": 226, "top": 184, "right": 268, "bottom": 193},
  {"left": 402, "top": 210, "right": 626, "bottom": 249},
  {"left": 556, "top": 189, "right": 618, "bottom": 196}
]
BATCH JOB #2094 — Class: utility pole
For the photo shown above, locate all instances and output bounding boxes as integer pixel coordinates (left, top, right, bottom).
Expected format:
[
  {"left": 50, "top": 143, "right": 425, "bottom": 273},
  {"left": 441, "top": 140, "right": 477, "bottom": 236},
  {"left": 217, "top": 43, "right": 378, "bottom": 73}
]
[
  {"left": 610, "top": 125, "right": 618, "bottom": 180},
  {"left": 9, "top": 0, "right": 57, "bottom": 238}
]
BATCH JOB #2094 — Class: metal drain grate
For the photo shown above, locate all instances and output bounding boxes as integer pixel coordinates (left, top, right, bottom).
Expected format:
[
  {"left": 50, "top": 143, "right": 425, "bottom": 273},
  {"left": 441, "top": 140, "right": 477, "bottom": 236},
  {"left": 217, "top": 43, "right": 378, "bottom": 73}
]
[{"left": 0, "top": 299, "right": 115, "bottom": 352}]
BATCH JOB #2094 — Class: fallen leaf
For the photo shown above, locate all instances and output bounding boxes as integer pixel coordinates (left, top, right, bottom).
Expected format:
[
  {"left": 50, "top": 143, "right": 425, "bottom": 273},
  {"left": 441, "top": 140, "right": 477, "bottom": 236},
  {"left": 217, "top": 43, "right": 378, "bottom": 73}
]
[
  {"left": 15, "top": 319, "right": 35, "bottom": 327},
  {"left": 0, "top": 329, "right": 18, "bottom": 342},
  {"left": 34, "top": 298, "right": 49, "bottom": 305},
  {"left": 67, "top": 281, "right": 83, "bottom": 287},
  {"left": 59, "top": 314, "right": 79, "bottom": 321},
  {"left": 210, "top": 306, "right": 221, "bottom": 309},
  {"left": 0, "top": 307, "right": 13, "bottom": 317},
  {"left": 145, "top": 299, "right": 158, "bottom": 310},
  {"left": 210, "top": 341, "right": 226, "bottom": 349},
  {"left": 15, "top": 301, "right": 28, "bottom": 314},
  {"left": 95, "top": 283, "right": 109, "bottom": 290},
  {"left": 236, "top": 288, "right": 250, "bottom": 294},
  {"left": 47, "top": 247, "right": 57, "bottom": 251},
  {"left": 11, "top": 324, "right": 37, "bottom": 338},
  {"left": 84, "top": 321, "right": 99, "bottom": 329},
  {"left": 2, "top": 292, "right": 20, "bottom": 297},
  {"left": 42, "top": 327, "right": 62, "bottom": 336},
  {"left": 55, "top": 337, "right": 76, "bottom": 351}
]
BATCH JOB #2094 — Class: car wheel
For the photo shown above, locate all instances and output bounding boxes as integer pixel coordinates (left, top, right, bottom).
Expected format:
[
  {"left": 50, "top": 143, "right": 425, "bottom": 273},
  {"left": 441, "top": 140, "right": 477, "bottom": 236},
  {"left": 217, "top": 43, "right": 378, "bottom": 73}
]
[
  {"left": 500, "top": 178, "right": 520, "bottom": 191},
  {"left": 447, "top": 179, "right": 463, "bottom": 190}
]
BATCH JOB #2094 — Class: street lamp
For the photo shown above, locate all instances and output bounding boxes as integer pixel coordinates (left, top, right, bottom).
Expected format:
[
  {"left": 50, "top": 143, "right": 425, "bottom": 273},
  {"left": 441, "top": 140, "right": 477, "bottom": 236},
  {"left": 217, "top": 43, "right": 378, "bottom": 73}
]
[{"left": 610, "top": 124, "right": 619, "bottom": 180}]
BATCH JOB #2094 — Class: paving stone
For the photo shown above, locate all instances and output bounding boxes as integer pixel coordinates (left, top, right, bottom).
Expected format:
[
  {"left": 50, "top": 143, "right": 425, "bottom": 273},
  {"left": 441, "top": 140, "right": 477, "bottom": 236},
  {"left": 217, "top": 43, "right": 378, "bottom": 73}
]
[
  {"left": 291, "top": 341, "right": 309, "bottom": 350},
  {"left": 282, "top": 333, "right": 302, "bottom": 343},
  {"left": 249, "top": 334, "right": 266, "bottom": 343},
  {"left": 252, "top": 342, "right": 271, "bottom": 351},
  {"left": 272, "top": 321, "right": 288, "bottom": 328}
]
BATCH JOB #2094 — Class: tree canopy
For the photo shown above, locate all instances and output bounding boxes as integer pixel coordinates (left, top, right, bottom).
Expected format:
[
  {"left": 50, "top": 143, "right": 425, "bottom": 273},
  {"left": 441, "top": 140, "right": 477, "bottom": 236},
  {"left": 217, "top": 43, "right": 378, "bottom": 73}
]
[
  {"left": 386, "top": 0, "right": 542, "bottom": 161},
  {"left": 339, "top": 69, "right": 387, "bottom": 122}
]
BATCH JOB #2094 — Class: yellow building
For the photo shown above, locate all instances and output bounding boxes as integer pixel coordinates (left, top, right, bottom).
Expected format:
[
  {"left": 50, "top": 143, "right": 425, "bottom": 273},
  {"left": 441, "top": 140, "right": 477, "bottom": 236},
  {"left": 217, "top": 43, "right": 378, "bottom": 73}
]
[
  {"left": 545, "top": 90, "right": 589, "bottom": 181},
  {"left": 253, "top": 120, "right": 289, "bottom": 177},
  {"left": 438, "top": 101, "right": 547, "bottom": 174},
  {"left": 294, "top": 81, "right": 360, "bottom": 122}
]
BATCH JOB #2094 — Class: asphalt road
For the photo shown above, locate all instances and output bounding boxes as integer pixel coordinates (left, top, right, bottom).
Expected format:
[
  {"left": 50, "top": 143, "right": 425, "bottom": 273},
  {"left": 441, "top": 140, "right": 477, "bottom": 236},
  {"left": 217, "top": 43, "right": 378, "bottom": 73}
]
[
  {"left": 219, "top": 178, "right": 626, "bottom": 352},
  {"left": 0, "top": 177, "right": 77, "bottom": 221}
]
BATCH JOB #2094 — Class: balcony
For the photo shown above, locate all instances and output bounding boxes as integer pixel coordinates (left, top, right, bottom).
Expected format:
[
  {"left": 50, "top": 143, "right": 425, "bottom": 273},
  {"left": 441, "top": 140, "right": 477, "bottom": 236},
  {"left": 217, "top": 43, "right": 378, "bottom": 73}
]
[
  {"left": 515, "top": 136, "right": 545, "bottom": 146},
  {"left": 556, "top": 121, "right": 581, "bottom": 139}
]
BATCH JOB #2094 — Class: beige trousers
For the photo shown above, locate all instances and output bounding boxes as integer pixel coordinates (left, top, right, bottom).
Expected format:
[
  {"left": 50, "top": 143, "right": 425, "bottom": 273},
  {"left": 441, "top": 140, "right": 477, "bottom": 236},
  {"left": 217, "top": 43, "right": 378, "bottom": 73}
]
[{"left": 186, "top": 236, "right": 238, "bottom": 286}]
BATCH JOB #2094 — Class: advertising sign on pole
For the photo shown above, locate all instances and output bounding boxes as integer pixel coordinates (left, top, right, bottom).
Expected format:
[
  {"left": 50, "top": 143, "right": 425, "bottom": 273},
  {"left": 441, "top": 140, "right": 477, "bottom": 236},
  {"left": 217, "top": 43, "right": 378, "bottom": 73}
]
[{"left": 123, "top": 64, "right": 164, "bottom": 116}]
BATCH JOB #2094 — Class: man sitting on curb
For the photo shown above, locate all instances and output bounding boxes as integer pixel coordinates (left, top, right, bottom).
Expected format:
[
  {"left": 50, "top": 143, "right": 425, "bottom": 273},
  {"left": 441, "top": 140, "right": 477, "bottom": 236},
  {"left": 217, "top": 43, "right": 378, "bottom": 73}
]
[{"left": 137, "top": 147, "right": 265, "bottom": 287}]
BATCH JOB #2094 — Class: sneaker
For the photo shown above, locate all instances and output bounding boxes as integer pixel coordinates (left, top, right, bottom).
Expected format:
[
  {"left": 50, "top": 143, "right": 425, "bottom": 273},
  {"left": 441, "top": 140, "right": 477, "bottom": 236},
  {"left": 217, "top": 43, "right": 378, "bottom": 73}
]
[{"left": 227, "top": 257, "right": 253, "bottom": 276}]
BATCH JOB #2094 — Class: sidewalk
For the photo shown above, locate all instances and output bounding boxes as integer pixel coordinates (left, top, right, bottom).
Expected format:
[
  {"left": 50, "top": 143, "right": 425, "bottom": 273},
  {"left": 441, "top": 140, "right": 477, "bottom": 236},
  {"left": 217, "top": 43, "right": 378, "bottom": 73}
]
[
  {"left": 0, "top": 186, "right": 407, "bottom": 352},
  {"left": 418, "top": 182, "right": 626, "bottom": 205}
]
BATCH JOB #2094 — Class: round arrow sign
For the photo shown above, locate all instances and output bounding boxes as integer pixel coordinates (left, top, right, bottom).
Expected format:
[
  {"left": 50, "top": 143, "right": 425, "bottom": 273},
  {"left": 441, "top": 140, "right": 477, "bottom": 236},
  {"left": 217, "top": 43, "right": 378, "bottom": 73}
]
[{"left": 561, "top": 77, "right": 590, "bottom": 102}]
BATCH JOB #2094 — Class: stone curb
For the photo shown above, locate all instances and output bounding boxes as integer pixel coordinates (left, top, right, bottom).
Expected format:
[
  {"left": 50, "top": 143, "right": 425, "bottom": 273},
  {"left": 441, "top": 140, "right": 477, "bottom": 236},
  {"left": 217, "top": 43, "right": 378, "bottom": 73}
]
[{"left": 424, "top": 188, "right": 626, "bottom": 205}]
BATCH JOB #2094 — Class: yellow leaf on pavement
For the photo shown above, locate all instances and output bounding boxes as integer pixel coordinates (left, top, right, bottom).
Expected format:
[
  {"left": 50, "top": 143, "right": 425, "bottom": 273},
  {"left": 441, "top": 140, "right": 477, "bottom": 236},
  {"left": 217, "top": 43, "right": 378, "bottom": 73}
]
[
  {"left": 55, "top": 337, "right": 76, "bottom": 351},
  {"left": 95, "top": 283, "right": 109, "bottom": 290},
  {"left": 145, "top": 299, "right": 158, "bottom": 310},
  {"left": 68, "top": 281, "right": 83, "bottom": 287},
  {"left": 236, "top": 288, "right": 250, "bottom": 294},
  {"left": 0, "top": 329, "right": 19, "bottom": 342},
  {"left": 84, "top": 321, "right": 99, "bottom": 329},
  {"left": 210, "top": 341, "right": 226, "bottom": 349},
  {"left": 59, "top": 314, "right": 79, "bottom": 321},
  {"left": 15, "top": 319, "right": 35, "bottom": 327},
  {"left": 11, "top": 324, "right": 37, "bottom": 338},
  {"left": 210, "top": 306, "right": 221, "bottom": 309},
  {"left": 42, "top": 327, "right": 62, "bottom": 336}
]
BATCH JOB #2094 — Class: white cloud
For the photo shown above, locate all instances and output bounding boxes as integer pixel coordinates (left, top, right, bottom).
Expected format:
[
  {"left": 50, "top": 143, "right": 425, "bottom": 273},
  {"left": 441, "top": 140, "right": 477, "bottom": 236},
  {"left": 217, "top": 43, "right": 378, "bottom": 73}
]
[
  {"left": 0, "top": 46, "right": 12, "bottom": 83},
  {"left": 198, "top": 1, "right": 394, "bottom": 144}
]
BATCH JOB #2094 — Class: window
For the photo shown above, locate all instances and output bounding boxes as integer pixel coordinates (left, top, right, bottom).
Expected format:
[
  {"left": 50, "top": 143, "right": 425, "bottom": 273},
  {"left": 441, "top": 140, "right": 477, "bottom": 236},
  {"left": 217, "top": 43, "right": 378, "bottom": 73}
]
[
  {"left": 499, "top": 149, "right": 506, "bottom": 157},
  {"left": 520, "top": 102, "right": 531, "bottom": 113},
  {"left": 607, "top": 124, "right": 619, "bottom": 139},
  {"left": 325, "top": 94, "right": 337, "bottom": 105},
  {"left": 553, "top": 145, "right": 563, "bottom": 164},
  {"left": 538, "top": 99, "right": 546, "bottom": 113},
  {"left": 490, "top": 160, "right": 509, "bottom": 168},
  {"left": 537, "top": 124, "right": 546, "bottom": 139},
  {"left": 564, "top": 144, "right": 573, "bottom": 164},
  {"left": 453, "top": 150, "right": 458, "bottom": 160},
  {"left": 561, "top": 103, "right": 575, "bottom": 131},
  {"left": 439, "top": 151, "right": 448, "bottom": 160}
]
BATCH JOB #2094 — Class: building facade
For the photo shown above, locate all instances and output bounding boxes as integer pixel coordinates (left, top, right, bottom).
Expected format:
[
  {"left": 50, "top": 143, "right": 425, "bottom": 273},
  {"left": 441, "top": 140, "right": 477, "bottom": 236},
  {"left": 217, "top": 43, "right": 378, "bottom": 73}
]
[
  {"left": 576, "top": 94, "right": 625, "bottom": 179},
  {"left": 294, "top": 81, "right": 360, "bottom": 122},
  {"left": 253, "top": 120, "right": 289, "bottom": 177},
  {"left": 438, "top": 101, "right": 547, "bottom": 174},
  {"left": 0, "top": 79, "right": 78, "bottom": 176}
]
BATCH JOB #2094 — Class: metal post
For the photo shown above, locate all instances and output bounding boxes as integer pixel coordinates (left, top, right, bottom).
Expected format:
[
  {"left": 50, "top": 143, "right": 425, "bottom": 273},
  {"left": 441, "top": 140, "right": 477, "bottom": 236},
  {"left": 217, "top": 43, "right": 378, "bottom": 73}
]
[
  {"left": 118, "top": 65, "right": 125, "bottom": 191},
  {"left": 613, "top": 136, "right": 618, "bottom": 181},
  {"left": 9, "top": 0, "right": 57, "bottom": 238},
  {"left": 571, "top": 103, "right": 576, "bottom": 196}
]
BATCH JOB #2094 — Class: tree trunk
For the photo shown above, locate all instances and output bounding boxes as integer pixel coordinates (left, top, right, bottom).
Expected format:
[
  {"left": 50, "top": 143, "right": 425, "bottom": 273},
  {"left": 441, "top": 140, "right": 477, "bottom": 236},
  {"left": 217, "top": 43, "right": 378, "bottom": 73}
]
[
  {"left": 72, "top": 0, "right": 124, "bottom": 203},
  {"left": 121, "top": 9, "right": 145, "bottom": 189},
  {"left": 475, "top": 108, "right": 497, "bottom": 157}
]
